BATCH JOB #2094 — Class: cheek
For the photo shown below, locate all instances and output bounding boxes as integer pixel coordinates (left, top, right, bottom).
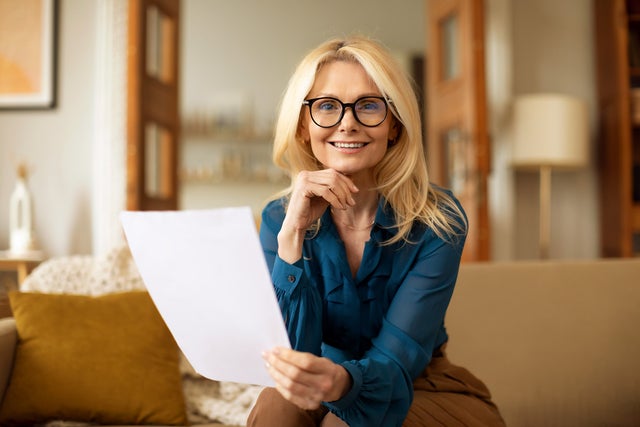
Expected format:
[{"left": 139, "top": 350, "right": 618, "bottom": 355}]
[
  {"left": 372, "top": 143, "right": 388, "bottom": 164},
  {"left": 309, "top": 136, "right": 327, "bottom": 159},
  {"left": 307, "top": 125, "right": 333, "bottom": 146}
]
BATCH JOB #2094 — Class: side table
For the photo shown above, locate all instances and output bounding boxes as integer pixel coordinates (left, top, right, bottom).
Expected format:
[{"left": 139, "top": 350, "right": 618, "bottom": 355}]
[
  {"left": 0, "top": 251, "right": 46, "bottom": 285},
  {"left": 0, "top": 251, "right": 46, "bottom": 318}
]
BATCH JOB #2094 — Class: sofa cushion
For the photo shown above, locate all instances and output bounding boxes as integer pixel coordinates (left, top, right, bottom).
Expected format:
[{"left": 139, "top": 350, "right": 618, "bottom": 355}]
[
  {"left": 0, "top": 290, "right": 188, "bottom": 426},
  {"left": 447, "top": 259, "right": 640, "bottom": 427},
  {"left": 18, "top": 247, "right": 264, "bottom": 426}
]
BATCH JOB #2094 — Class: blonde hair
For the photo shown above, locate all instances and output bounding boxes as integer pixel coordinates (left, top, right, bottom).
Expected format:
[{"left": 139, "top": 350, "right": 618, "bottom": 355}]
[{"left": 271, "top": 35, "right": 467, "bottom": 244}]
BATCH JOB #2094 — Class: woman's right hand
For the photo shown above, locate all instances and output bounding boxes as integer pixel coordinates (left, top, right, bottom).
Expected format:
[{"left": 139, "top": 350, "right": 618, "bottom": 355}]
[
  {"left": 263, "top": 347, "right": 352, "bottom": 410},
  {"left": 277, "top": 169, "right": 358, "bottom": 263}
]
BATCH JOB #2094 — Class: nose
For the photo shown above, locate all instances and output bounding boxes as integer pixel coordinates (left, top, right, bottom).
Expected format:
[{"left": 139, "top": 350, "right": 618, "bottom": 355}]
[{"left": 338, "top": 106, "right": 359, "bottom": 130}]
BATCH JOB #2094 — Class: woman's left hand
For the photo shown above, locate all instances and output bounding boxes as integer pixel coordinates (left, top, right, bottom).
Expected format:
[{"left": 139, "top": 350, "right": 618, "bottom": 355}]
[{"left": 263, "top": 347, "right": 352, "bottom": 410}]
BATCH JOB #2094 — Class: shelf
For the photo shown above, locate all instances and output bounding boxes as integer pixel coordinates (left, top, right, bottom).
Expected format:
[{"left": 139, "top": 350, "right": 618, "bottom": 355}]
[
  {"left": 180, "top": 176, "right": 288, "bottom": 186},
  {"left": 633, "top": 203, "right": 640, "bottom": 231},
  {"left": 596, "top": 0, "right": 640, "bottom": 257},
  {"left": 182, "top": 133, "right": 272, "bottom": 145}
]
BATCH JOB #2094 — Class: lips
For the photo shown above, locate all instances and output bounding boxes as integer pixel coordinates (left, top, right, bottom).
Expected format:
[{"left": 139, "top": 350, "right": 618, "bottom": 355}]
[{"left": 331, "top": 141, "right": 367, "bottom": 149}]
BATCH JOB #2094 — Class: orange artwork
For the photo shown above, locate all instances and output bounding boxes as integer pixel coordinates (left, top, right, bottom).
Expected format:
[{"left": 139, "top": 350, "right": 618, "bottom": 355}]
[{"left": 0, "top": 0, "right": 56, "bottom": 109}]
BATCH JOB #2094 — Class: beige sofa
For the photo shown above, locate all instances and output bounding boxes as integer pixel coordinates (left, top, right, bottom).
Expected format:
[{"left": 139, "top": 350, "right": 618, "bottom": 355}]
[
  {"left": 446, "top": 258, "right": 640, "bottom": 427},
  {"left": 1, "top": 257, "right": 639, "bottom": 426}
]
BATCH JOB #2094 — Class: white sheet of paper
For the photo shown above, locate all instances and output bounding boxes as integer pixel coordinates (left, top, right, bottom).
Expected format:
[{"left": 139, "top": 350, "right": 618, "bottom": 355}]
[{"left": 120, "top": 207, "right": 290, "bottom": 387}]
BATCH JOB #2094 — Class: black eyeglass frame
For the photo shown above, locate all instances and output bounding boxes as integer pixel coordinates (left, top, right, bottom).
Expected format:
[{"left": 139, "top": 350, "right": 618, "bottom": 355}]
[{"left": 302, "top": 96, "right": 390, "bottom": 128}]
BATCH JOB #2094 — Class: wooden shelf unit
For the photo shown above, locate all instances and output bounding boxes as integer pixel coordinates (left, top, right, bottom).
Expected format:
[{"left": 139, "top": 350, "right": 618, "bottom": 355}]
[{"left": 594, "top": 0, "right": 640, "bottom": 257}]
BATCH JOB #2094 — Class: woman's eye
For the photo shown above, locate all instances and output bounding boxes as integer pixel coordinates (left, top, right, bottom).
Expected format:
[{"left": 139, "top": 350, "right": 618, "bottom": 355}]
[
  {"left": 318, "top": 101, "right": 339, "bottom": 111},
  {"left": 357, "top": 99, "right": 382, "bottom": 112}
]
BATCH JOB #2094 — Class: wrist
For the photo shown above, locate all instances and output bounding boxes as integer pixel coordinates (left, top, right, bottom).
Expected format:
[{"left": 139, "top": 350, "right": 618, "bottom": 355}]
[
  {"left": 277, "top": 226, "right": 305, "bottom": 264},
  {"left": 328, "top": 364, "right": 352, "bottom": 402}
]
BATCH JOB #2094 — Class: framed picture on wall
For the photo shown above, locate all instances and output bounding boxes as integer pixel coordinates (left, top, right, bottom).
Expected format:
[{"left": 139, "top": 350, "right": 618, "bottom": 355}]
[{"left": 0, "top": 0, "right": 58, "bottom": 110}]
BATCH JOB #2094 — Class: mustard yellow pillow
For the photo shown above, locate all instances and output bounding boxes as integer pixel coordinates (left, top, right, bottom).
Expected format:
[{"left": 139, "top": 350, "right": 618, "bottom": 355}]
[{"left": 0, "top": 291, "right": 188, "bottom": 426}]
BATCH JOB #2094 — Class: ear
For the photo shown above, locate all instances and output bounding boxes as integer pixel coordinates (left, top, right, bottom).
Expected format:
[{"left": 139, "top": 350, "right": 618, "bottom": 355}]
[
  {"left": 298, "top": 116, "right": 310, "bottom": 142},
  {"left": 387, "top": 117, "right": 400, "bottom": 143}
]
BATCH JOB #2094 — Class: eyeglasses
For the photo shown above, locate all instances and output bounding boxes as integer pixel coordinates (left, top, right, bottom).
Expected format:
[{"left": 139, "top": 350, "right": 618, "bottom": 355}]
[{"left": 302, "top": 96, "right": 389, "bottom": 128}]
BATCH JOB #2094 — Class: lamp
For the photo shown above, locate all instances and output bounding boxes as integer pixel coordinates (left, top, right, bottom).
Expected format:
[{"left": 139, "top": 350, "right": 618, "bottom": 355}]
[{"left": 512, "top": 94, "right": 589, "bottom": 259}]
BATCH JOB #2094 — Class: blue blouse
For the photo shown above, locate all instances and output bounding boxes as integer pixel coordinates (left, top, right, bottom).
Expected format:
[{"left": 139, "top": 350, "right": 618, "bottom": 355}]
[{"left": 259, "top": 193, "right": 467, "bottom": 427}]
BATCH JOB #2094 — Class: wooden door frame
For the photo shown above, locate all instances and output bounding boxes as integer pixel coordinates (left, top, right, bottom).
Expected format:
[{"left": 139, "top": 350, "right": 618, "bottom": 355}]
[
  {"left": 126, "top": 0, "right": 180, "bottom": 211},
  {"left": 426, "top": 0, "right": 491, "bottom": 261}
]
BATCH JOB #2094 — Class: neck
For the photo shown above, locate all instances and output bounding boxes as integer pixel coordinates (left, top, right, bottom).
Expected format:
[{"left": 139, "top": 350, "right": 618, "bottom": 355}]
[{"left": 331, "top": 188, "right": 379, "bottom": 230}]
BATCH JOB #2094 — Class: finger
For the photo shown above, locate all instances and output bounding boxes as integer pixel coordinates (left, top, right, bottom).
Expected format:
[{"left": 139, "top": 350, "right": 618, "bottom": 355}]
[
  {"left": 268, "top": 348, "right": 338, "bottom": 397},
  {"left": 320, "top": 170, "right": 358, "bottom": 206},
  {"left": 265, "top": 358, "right": 324, "bottom": 408},
  {"left": 267, "top": 361, "right": 323, "bottom": 403},
  {"left": 302, "top": 182, "right": 347, "bottom": 210},
  {"left": 320, "top": 169, "right": 359, "bottom": 193},
  {"left": 299, "top": 170, "right": 358, "bottom": 207},
  {"left": 317, "top": 179, "right": 354, "bottom": 209},
  {"left": 265, "top": 349, "right": 345, "bottom": 405},
  {"left": 265, "top": 349, "right": 319, "bottom": 386},
  {"left": 271, "top": 347, "right": 324, "bottom": 372},
  {"left": 271, "top": 347, "right": 330, "bottom": 376},
  {"left": 273, "top": 382, "right": 321, "bottom": 410},
  {"left": 328, "top": 184, "right": 356, "bottom": 208}
]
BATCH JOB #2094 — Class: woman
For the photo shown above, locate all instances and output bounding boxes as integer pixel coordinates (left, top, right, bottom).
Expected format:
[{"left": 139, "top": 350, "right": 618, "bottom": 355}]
[{"left": 247, "top": 36, "right": 504, "bottom": 427}]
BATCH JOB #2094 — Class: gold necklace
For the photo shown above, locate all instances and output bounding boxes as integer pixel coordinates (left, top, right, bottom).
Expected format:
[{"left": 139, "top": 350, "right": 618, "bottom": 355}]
[{"left": 330, "top": 209, "right": 376, "bottom": 231}]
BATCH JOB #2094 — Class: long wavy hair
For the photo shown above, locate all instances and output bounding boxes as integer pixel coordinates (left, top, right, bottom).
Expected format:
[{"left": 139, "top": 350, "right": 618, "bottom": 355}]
[{"left": 269, "top": 35, "right": 467, "bottom": 244}]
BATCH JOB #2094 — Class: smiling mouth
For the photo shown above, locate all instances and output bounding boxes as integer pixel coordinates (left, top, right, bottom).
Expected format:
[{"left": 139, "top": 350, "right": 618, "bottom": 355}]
[{"left": 331, "top": 142, "right": 367, "bottom": 149}]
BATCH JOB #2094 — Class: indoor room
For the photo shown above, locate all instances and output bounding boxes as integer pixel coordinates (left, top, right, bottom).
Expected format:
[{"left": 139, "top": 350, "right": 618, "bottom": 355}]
[{"left": 0, "top": 1, "right": 638, "bottom": 426}]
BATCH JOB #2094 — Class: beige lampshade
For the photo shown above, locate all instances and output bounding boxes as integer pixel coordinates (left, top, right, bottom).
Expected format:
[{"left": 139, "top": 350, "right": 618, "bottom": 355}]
[{"left": 512, "top": 94, "right": 590, "bottom": 169}]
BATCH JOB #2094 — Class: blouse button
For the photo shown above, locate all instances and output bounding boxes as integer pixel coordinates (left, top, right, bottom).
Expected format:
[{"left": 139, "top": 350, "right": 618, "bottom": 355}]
[{"left": 287, "top": 275, "right": 296, "bottom": 283}]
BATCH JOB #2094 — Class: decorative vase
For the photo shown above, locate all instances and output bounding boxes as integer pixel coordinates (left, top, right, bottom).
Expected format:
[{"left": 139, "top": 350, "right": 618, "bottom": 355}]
[{"left": 9, "top": 164, "right": 36, "bottom": 255}]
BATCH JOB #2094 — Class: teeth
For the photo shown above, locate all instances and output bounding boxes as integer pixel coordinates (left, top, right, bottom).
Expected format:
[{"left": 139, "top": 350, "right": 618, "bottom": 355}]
[{"left": 334, "top": 142, "right": 365, "bottom": 149}]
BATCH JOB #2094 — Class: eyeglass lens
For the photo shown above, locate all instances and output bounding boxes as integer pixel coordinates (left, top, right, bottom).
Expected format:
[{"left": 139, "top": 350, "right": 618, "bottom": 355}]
[{"left": 308, "top": 97, "right": 387, "bottom": 128}]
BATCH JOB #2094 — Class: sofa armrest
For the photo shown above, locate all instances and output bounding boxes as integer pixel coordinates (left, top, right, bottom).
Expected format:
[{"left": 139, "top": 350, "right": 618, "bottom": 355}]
[{"left": 0, "top": 318, "right": 17, "bottom": 405}]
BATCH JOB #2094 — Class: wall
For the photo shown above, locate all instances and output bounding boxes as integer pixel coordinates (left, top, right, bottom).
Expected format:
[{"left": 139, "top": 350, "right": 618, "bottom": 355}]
[
  {"left": 180, "top": 0, "right": 426, "bottom": 135},
  {"left": 510, "top": 0, "right": 599, "bottom": 259},
  {"left": 0, "top": 0, "right": 97, "bottom": 256},
  {"left": 0, "top": 0, "right": 601, "bottom": 260},
  {"left": 183, "top": 0, "right": 601, "bottom": 260},
  {"left": 179, "top": 0, "right": 426, "bottom": 214},
  {"left": 486, "top": 0, "right": 515, "bottom": 260}
]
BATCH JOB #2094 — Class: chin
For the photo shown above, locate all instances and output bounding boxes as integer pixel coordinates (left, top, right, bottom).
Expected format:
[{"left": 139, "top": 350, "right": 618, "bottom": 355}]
[
  {"left": 333, "top": 164, "right": 374, "bottom": 178},
  {"left": 316, "top": 153, "right": 379, "bottom": 176}
]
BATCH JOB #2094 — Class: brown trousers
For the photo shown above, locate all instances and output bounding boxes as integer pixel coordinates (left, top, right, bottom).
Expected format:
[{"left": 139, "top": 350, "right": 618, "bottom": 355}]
[{"left": 246, "top": 347, "right": 505, "bottom": 427}]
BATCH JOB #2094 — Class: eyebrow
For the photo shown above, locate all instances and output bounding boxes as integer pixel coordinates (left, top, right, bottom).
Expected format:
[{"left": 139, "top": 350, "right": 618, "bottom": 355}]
[{"left": 308, "top": 93, "right": 383, "bottom": 100}]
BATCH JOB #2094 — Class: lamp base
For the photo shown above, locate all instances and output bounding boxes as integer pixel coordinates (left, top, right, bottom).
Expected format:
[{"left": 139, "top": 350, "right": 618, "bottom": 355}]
[{"left": 539, "top": 165, "right": 552, "bottom": 259}]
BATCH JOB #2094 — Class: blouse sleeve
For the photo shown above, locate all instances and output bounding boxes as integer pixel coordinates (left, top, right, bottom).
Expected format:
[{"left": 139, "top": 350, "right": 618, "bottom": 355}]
[
  {"left": 325, "top": 221, "right": 467, "bottom": 426},
  {"left": 259, "top": 202, "right": 323, "bottom": 355}
]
